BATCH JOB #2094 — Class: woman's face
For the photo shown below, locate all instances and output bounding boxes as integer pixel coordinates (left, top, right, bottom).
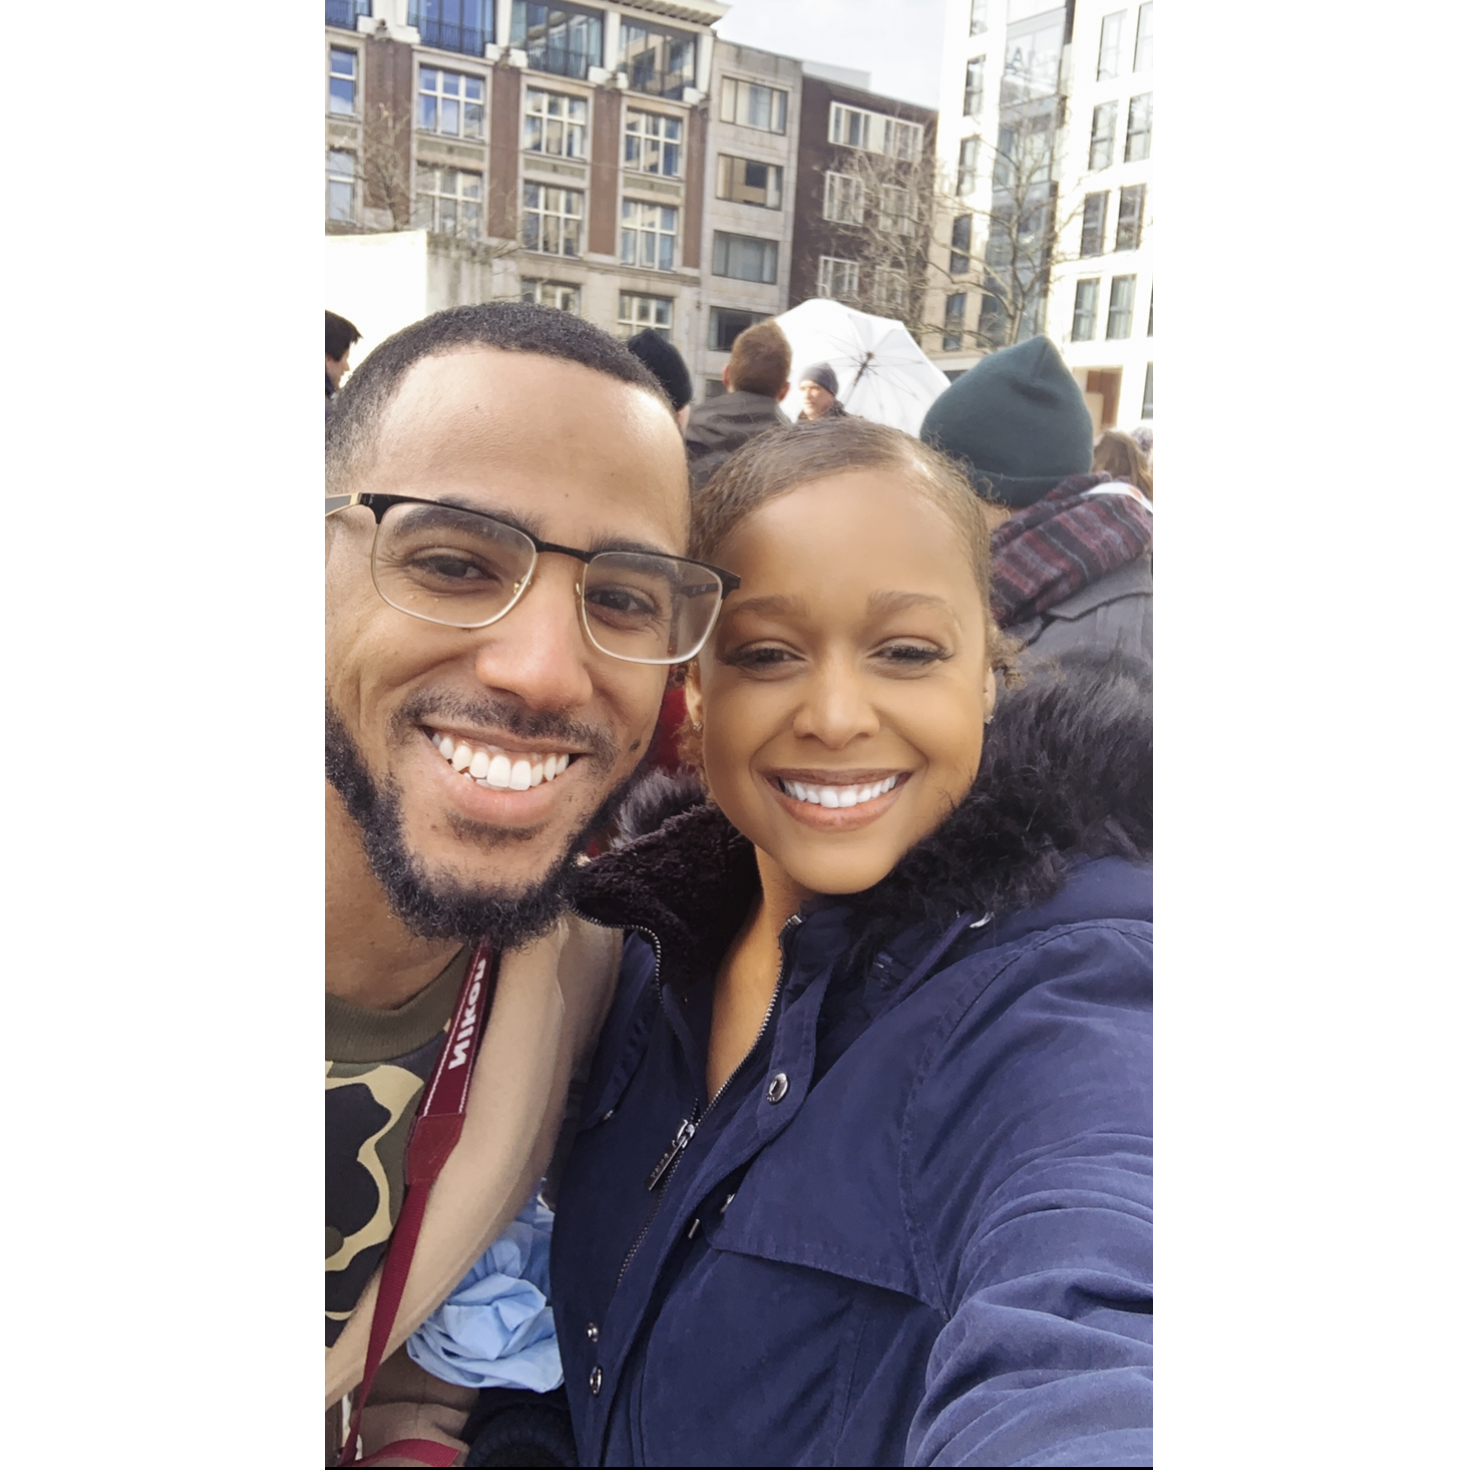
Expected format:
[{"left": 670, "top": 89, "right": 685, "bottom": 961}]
[{"left": 687, "top": 469, "right": 996, "bottom": 897}]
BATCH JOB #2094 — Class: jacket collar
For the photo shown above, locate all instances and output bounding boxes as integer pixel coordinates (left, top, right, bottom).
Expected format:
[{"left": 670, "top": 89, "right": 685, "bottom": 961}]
[{"left": 574, "top": 658, "right": 1151, "bottom": 990}]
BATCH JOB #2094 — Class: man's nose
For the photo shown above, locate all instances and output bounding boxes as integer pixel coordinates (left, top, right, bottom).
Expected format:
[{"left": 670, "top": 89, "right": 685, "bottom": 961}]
[{"left": 470, "top": 558, "right": 595, "bottom": 712}]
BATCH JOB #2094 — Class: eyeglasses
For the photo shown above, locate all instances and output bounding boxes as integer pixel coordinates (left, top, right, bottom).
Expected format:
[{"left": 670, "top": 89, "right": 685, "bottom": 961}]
[{"left": 328, "top": 492, "right": 740, "bottom": 666}]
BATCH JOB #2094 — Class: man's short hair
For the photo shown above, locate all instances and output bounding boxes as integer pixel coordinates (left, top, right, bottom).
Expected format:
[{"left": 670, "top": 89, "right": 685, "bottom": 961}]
[
  {"left": 325, "top": 301, "right": 667, "bottom": 495},
  {"left": 326, "top": 310, "right": 361, "bottom": 363},
  {"left": 727, "top": 321, "right": 792, "bottom": 399}
]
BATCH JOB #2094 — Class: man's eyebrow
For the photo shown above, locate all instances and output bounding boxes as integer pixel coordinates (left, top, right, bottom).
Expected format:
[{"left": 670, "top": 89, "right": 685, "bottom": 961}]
[{"left": 413, "top": 498, "right": 678, "bottom": 560}]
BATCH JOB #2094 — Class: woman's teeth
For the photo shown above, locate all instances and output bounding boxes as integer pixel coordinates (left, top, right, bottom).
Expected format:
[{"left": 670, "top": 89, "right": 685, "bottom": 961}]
[
  {"left": 431, "top": 731, "right": 573, "bottom": 791},
  {"left": 777, "top": 775, "right": 899, "bottom": 808}
]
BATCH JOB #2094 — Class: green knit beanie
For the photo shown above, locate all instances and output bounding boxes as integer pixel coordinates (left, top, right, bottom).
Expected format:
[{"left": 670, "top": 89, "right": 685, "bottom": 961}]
[{"left": 920, "top": 336, "right": 1094, "bottom": 507}]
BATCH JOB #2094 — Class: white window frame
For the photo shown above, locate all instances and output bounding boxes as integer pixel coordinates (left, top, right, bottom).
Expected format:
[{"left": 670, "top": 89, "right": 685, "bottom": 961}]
[
  {"left": 718, "top": 77, "right": 789, "bottom": 133},
  {"left": 1107, "top": 274, "right": 1136, "bottom": 339},
  {"left": 524, "top": 88, "right": 589, "bottom": 160},
  {"left": 876, "top": 267, "right": 908, "bottom": 314},
  {"left": 715, "top": 154, "right": 783, "bottom": 209},
  {"left": 964, "top": 58, "right": 985, "bottom": 119},
  {"left": 829, "top": 102, "right": 922, "bottom": 161},
  {"left": 879, "top": 184, "right": 916, "bottom": 235},
  {"left": 1097, "top": 10, "right": 1124, "bottom": 79},
  {"left": 417, "top": 165, "right": 483, "bottom": 240},
  {"left": 712, "top": 231, "right": 778, "bottom": 284},
  {"left": 624, "top": 109, "right": 683, "bottom": 178},
  {"left": 968, "top": 0, "right": 987, "bottom": 36},
  {"left": 957, "top": 135, "right": 980, "bottom": 195},
  {"left": 329, "top": 47, "right": 358, "bottom": 116},
  {"left": 418, "top": 65, "right": 486, "bottom": 140},
  {"left": 818, "top": 255, "right": 860, "bottom": 301},
  {"left": 1072, "top": 277, "right": 1099, "bottom": 341},
  {"left": 523, "top": 182, "right": 584, "bottom": 256},
  {"left": 823, "top": 171, "right": 864, "bottom": 225},
  {"left": 327, "top": 148, "right": 357, "bottom": 221},
  {"left": 618, "top": 291, "right": 673, "bottom": 339},
  {"left": 1134, "top": 2, "right": 1153, "bottom": 72},
  {"left": 1125, "top": 93, "right": 1152, "bottom": 162},
  {"left": 521, "top": 279, "right": 582, "bottom": 313},
  {"left": 621, "top": 199, "right": 679, "bottom": 271}
]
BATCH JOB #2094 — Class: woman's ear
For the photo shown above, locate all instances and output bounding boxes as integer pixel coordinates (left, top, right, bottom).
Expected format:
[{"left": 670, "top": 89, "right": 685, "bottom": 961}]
[
  {"left": 983, "top": 664, "right": 997, "bottom": 726},
  {"left": 684, "top": 659, "right": 704, "bottom": 729}
]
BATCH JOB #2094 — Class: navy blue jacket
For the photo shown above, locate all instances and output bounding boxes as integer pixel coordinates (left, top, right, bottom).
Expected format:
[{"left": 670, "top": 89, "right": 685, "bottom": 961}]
[{"left": 555, "top": 663, "right": 1153, "bottom": 1467}]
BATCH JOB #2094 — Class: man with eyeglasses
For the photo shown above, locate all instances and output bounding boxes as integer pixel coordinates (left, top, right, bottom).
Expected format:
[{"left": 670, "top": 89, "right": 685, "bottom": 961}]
[{"left": 324, "top": 303, "right": 736, "bottom": 1465}]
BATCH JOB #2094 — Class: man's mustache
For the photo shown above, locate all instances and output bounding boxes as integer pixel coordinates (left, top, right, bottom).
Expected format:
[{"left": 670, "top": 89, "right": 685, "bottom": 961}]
[{"left": 393, "top": 690, "right": 621, "bottom": 769}]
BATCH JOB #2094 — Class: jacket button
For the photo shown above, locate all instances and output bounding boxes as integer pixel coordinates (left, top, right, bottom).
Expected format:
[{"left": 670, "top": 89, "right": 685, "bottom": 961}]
[
  {"left": 590, "top": 1366, "right": 603, "bottom": 1396},
  {"left": 586, "top": 1322, "right": 599, "bottom": 1343},
  {"left": 766, "top": 1072, "right": 789, "bottom": 1104}
]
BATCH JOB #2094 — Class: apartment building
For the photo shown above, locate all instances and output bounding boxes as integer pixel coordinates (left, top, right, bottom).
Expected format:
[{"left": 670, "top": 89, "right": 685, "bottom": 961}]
[
  {"left": 1050, "top": 0, "right": 1152, "bottom": 431},
  {"left": 325, "top": 0, "right": 727, "bottom": 363},
  {"left": 933, "top": 0, "right": 1152, "bottom": 428}
]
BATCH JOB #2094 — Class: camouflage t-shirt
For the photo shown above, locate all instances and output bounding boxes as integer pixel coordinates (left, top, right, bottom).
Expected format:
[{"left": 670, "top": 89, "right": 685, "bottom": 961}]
[{"left": 325, "top": 947, "right": 472, "bottom": 1348}]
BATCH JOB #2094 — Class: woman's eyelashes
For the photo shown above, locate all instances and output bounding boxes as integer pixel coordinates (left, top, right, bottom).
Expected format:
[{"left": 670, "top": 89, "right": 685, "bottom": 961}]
[
  {"left": 877, "top": 641, "right": 950, "bottom": 667},
  {"left": 718, "top": 639, "right": 952, "bottom": 673},
  {"left": 720, "top": 643, "right": 798, "bottom": 670}
]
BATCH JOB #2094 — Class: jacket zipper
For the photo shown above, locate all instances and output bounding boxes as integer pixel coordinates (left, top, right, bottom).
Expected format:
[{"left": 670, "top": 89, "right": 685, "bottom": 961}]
[{"left": 616, "top": 912, "right": 803, "bottom": 1285}]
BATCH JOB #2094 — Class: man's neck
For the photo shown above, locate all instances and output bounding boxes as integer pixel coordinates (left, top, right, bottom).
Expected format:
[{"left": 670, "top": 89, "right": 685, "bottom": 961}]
[{"left": 326, "top": 787, "right": 462, "bottom": 1011}]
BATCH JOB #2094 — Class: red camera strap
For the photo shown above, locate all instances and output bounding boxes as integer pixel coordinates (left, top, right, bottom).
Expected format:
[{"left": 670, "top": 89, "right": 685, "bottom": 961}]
[{"left": 338, "top": 937, "right": 500, "bottom": 1468}]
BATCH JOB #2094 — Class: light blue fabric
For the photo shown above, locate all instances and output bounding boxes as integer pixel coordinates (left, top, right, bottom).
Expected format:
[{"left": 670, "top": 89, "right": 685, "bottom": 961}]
[{"left": 406, "top": 1192, "right": 563, "bottom": 1391}]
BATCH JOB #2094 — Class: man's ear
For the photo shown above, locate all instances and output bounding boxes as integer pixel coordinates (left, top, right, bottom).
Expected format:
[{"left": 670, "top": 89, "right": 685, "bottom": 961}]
[
  {"left": 721, "top": 365, "right": 732, "bottom": 389},
  {"left": 776, "top": 380, "right": 789, "bottom": 402}
]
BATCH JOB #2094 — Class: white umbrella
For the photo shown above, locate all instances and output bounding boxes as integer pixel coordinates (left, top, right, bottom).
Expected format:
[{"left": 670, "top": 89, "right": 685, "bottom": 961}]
[{"left": 771, "top": 298, "right": 951, "bottom": 438}]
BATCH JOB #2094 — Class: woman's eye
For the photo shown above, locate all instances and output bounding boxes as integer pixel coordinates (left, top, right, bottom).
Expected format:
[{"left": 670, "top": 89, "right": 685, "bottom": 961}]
[
  {"left": 878, "top": 643, "right": 948, "bottom": 666},
  {"left": 722, "top": 645, "right": 796, "bottom": 669}
]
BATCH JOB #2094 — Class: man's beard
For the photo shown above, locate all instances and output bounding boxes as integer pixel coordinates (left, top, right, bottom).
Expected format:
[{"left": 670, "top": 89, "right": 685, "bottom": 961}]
[{"left": 326, "top": 696, "right": 635, "bottom": 948}]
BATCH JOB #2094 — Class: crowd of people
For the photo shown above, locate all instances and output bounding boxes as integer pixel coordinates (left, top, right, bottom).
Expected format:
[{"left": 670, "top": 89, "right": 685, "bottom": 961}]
[{"left": 324, "top": 302, "right": 1153, "bottom": 1467}]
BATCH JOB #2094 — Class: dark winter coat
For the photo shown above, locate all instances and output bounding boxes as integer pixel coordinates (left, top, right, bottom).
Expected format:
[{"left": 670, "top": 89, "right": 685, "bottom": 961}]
[
  {"left": 553, "top": 662, "right": 1153, "bottom": 1467},
  {"left": 683, "top": 389, "right": 788, "bottom": 488},
  {"left": 1017, "top": 556, "right": 1153, "bottom": 670}
]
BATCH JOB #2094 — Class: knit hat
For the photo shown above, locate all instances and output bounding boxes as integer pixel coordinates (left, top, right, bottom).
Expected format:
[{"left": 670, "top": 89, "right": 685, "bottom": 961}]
[
  {"left": 920, "top": 337, "right": 1094, "bottom": 507},
  {"left": 626, "top": 328, "right": 693, "bottom": 412},
  {"left": 797, "top": 362, "right": 839, "bottom": 396}
]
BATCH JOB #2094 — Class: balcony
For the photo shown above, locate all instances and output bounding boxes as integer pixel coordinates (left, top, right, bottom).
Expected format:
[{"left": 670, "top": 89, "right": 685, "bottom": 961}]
[
  {"left": 410, "top": 5, "right": 493, "bottom": 56},
  {"left": 326, "top": 0, "right": 370, "bottom": 28}
]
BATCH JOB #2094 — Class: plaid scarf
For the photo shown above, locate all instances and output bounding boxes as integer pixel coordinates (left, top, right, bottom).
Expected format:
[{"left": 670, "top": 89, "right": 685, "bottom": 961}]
[{"left": 989, "top": 473, "right": 1153, "bottom": 629}]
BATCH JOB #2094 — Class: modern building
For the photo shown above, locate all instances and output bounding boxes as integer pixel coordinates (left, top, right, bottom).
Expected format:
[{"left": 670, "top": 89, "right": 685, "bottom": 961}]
[
  {"left": 325, "top": 0, "right": 729, "bottom": 365},
  {"left": 932, "top": 0, "right": 1152, "bottom": 430}
]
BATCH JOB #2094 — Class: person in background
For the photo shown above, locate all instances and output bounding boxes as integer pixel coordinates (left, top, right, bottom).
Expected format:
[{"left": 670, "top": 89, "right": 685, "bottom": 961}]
[
  {"left": 626, "top": 328, "right": 694, "bottom": 432},
  {"left": 794, "top": 362, "right": 848, "bottom": 422},
  {"left": 683, "top": 321, "right": 792, "bottom": 489},
  {"left": 326, "top": 309, "right": 360, "bottom": 415},
  {"left": 922, "top": 336, "right": 1152, "bottom": 671},
  {"left": 1130, "top": 425, "right": 1153, "bottom": 462},
  {"left": 1092, "top": 428, "right": 1154, "bottom": 502}
]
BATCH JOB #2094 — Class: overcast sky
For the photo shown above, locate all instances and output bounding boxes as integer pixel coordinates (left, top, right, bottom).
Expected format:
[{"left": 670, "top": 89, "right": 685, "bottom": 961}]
[{"left": 713, "top": 0, "right": 948, "bottom": 108}]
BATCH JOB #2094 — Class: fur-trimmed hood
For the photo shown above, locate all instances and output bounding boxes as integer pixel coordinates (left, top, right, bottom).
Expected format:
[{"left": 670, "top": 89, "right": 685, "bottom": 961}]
[{"left": 574, "top": 657, "right": 1151, "bottom": 992}]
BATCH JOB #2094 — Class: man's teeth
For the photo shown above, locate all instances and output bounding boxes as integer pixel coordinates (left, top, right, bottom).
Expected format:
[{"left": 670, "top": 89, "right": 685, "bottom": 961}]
[
  {"left": 778, "top": 775, "right": 900, "bottom": 808},
  {"left": 431, "top": 732, "right": 573, "bottom": 790}
]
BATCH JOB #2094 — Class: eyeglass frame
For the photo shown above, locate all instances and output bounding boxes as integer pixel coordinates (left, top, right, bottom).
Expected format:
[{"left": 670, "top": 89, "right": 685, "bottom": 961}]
[{"left": 327, "top": 490, "right": 741, "bottom": 665}]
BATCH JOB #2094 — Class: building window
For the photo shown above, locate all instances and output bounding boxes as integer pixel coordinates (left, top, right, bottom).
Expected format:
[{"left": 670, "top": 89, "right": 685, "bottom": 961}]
[
  {"left": 943, "top": 292, "right": 966, "bottom": 351},
  {"left": 621, "top": 20, "right": 696, "bottom": 100},
  {"left": 618, "top": 291, "right": 672, "bottom": 339},
  {"left": 950, "top": 214, "right": 972, "bottom": 275},
  {"left": 829, "top": 103, "right": 922, "bottom": 161},
  {"left": 621, "top": 200, "right": 678, "bottom": 271},
  {"left": 715, "top": 155, "right": 783, "bottom": 209},
  {"left": 1002, "top": 14, "right": 1064, "bottom": 105},
  {"left": 625, "top": 110, "right": 682, "bottom": 177},
  {"left": 329, "top": 48, "right": 358, "bottom": 116},
  {"left": 524, "top": 88, "right": 588, "bottom": 158},
  {"left": 708, "top": 306, "right": 769, "bottom": 352},
  {"left": 1081, "top": 191, "right": 1107, "bottom": 256},
  {"left": 511, "top": 2, "right": 603, "bottom": 81},
  {"left": 1141, "top": 360, "right": 1153, "bottom": 418},
  {"left": 1107, "top": 275, "right": 1136, "bottom": 338},
  {"left": 1125, "top": 93, "right": 1152, "bottom": 162},
  {"left": 1088, "top": 102, "right": 1116, "bottom": 171},
  {"left": 712, "top": 231, "right": 778, "bottom": 284},
  {"left": 418, "top": 165, "right": 482, "bottom": 238},
  {"left": 969, "top": 0, "right": 987, "bottom": 35},
  {"left": 327, "top": 149, "right": 356, "bottom": 221},
  {"left": 418, "top": 67, "right": 485, "bottom": 138},
  {"left": 879, "top": 184, "right": 916, "bottom": 235},
  {"left": 1115, "top": 184, "right": 1145, "bottom": 251},
  {"left": 522, "top": 182, "right": 583, "bottom": 255},
  {"left": 957, "top": 136, "right": 979, "bottom": 195},
  {"left": 719, "top": 78, "right": 788, "bottom": 133},
  {"left": 410, "top": 0, "right": 492, "bottom": 56},
  {"left": 964, "top": 58, "right": 985, "bottom": 119},
  {"left": 818, "top": 256, "right": 860, "bottom": 301},
  {"left": 1134, "top": 2, "right": 1153, "bottom": 72},
  {"left": 877, "top": 268, "right": 908, "bottom": 315},
  {"left": 327, "top": 0, "right": 371, "bottom": 30},
  {"left": 1071, "top": 277, "right": 1099, "bottom": 340},
  {"left": 1097, "top": 10, "right": 1124, "bottom": 79},
  {"left": 823, "top": 172, "right": 864, "bottom": 225},
  {"left": 521, "top": 279, "right": 581, "bottom": 312},
  {"left": 1147, "top": 290, "right": 1153, "bottom": 335},
  {"left": 704, "top": 377, "right": 726, "bottom": 399}
]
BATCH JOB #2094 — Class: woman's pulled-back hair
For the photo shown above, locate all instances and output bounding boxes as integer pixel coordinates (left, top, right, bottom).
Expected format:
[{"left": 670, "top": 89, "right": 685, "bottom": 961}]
[{"left": 1091, "top": 428, "right": 1153, "bottom": 501}]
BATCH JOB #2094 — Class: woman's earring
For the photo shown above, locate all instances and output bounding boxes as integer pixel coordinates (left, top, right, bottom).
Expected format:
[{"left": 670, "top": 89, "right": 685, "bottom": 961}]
[{"left": 691, "top": 721, "right": 703, "bottom": 731}]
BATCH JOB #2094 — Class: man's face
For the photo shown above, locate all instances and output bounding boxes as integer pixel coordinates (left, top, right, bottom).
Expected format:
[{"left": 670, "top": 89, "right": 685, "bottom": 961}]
[
  {"left": 799, "top": 380, "right": 835, "bottom": 418},
  {"left": 327, "top": 350, "right": 351, "bottom": 391},
  {"left": 326, "top": 348, "right": 687, "bottom": 930}
]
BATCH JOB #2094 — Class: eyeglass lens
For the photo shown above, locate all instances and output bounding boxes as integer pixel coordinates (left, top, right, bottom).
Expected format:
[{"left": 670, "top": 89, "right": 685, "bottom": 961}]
[{"left": 370, "top": 501, "right": 722, "bottom": 664}]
